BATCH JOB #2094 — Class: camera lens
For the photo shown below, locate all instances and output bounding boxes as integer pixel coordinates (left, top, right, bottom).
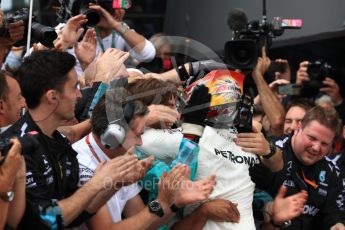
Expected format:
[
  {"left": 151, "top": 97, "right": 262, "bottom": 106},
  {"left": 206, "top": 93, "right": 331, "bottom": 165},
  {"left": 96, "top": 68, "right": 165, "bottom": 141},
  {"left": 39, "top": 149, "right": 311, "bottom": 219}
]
[
  {"left": 31, "top": 22, "right": 57, "bottom": 48},
  {"left": 82, "top": 9, "right": 100, "bottom": 26},
  {"left": 224, "top": 39, "right": 258, "bottom": 70},
  {"left": 233, "top": 47, "right": 251, "bottom": 64},
  {"left": 307, "top": 65, "right": 320, "bottom": 79}
]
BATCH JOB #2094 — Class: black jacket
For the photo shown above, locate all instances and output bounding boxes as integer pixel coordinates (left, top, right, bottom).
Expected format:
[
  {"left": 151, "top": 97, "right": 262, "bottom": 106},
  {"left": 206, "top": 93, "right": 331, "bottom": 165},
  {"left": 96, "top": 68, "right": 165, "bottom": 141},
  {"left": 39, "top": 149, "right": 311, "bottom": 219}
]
[
  {"left": 3, "top": 113, "right": 86, "bottom": 229},
  {"left": 251, "top": 136, "right": 345, "bottom": 230},
  {"left": 281, "top": 138, "right": 344, "bottom": 229},
  {"left": 326, "top": 151, "right": 345, "bottom": 211}
]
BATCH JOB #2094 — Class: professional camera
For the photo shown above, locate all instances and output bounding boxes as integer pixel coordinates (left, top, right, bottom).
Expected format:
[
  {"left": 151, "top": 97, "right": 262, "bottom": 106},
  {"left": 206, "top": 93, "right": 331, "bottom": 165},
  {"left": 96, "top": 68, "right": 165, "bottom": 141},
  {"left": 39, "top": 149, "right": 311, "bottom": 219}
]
[
  {"left": 275, "top": 61, "right": 332, "bottom": 97},
  {"left": 225, "top": 6, "right": 301, "bottom": 70},
  {"left": 225, "top": 20, "right": 267, "bottom": 70},
  {"left": 0, "top": 8, "right": 57, "bottom": 48},
  {"left": 57, "top": 0, "right": 108, "bottom": 27},
  {"left": 0, "top": 134, "right": 39, "bottom": 166},
  {"left": 305, "top": 61, "right": 331, "bottom": 89},
  {"left": 297, "top": 60, "right": 332, "bottom": 97}
]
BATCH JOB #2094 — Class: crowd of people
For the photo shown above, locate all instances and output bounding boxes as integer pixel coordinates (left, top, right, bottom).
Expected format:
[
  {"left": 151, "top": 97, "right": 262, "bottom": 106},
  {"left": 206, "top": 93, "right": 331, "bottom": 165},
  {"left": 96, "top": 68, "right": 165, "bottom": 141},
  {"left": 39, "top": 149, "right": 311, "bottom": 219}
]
[{"left": 0, "top": 1, "right": 345, "bottom": 230}]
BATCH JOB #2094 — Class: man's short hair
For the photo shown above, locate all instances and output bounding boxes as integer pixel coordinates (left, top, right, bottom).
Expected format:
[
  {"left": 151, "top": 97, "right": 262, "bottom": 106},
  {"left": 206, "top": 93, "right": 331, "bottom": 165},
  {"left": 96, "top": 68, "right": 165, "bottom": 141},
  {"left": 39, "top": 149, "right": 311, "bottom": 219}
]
[
  {"left": 126, "top": 78, "right": 177, "bottom": 106},
  {"left": 286, "top": 98, "right": 315, "bottom": 113},
  {"left": 91, "top": 87, "right": 148, "bottom": 138},
  {"left": 301, "top": 105, "right": 342, "bottom": 140},
  {"left": 0, "top": 70, "right": 15, "bottom": 101},
  {"left": 0, "top": 70, "right": 9, "bottom": 101},
  {"left": 17, "top": 50, "right": 76, "bottom": 109}
]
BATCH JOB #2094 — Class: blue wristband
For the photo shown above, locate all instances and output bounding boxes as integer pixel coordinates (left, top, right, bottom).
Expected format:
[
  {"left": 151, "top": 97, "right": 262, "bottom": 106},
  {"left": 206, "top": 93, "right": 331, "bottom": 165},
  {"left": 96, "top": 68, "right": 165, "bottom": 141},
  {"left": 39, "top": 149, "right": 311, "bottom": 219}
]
[{"left": 39, "top": 200, "right": 64, "bottom": 230}]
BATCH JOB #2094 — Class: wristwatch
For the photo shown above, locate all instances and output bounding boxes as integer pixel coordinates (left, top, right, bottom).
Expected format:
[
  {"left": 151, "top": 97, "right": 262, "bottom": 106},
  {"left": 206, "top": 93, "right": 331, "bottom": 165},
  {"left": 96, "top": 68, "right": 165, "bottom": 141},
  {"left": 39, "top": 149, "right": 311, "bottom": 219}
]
[
  {"left": 263, "top": 140, "right": 277, "bottom": 159},
  {"left": 0, "top": 191, "right": 15, "bottom": 202},
  {"left": 119, "top": 22, "right": 130, "bottom": 35},
  {"left": 148, "top": 200, "right": 164, "bottom": 217}
]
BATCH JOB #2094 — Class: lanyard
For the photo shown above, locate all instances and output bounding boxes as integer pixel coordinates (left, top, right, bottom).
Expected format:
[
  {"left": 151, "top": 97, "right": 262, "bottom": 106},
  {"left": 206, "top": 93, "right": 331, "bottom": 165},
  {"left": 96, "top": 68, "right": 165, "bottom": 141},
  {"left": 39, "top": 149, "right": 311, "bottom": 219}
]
[
  {"left": 85, "top": 133, "right": 102, "bottom": 163},
  {"left": 301, "top": 170, "right": 318, "bottom": 189},
  {"left": 95, "top": 26, "right": 117, "bottom": 52}
]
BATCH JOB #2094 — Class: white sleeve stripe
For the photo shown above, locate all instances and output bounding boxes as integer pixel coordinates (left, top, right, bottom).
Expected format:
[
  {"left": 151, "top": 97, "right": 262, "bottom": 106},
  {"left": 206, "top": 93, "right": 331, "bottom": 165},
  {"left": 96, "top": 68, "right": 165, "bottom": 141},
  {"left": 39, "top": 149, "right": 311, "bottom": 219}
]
[{"left": 20, "top": 123, "right": 28, "bottom": 137}]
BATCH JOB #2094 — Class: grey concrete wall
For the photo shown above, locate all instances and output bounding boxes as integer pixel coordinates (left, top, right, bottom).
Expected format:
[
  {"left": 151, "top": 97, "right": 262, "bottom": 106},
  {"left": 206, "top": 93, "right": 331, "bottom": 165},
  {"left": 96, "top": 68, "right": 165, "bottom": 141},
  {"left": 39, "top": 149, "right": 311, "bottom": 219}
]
[{"left": 164, "top": 0, "right": 345, "bottom": 51}]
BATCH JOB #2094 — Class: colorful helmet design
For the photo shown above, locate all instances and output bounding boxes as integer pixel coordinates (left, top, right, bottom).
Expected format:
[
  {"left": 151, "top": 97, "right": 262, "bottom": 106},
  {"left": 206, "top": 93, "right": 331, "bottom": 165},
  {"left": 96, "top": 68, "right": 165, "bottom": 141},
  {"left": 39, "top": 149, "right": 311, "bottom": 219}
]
[{"left": 185, "top": 69, "right": 245, "bottom": 125}]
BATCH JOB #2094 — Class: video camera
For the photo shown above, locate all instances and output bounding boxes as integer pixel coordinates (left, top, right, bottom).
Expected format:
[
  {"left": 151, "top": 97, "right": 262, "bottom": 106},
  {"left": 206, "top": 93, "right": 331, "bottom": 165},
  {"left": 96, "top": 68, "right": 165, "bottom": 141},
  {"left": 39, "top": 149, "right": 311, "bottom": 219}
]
[
  {"left": 0, "top": 8, "right": 57, "bottom": 48},
  {"left": 0, "top": 134, "right": 39, "bottom": 166},
  {"left": 224, "top": 5, "right": 302, "bottom": 70}
]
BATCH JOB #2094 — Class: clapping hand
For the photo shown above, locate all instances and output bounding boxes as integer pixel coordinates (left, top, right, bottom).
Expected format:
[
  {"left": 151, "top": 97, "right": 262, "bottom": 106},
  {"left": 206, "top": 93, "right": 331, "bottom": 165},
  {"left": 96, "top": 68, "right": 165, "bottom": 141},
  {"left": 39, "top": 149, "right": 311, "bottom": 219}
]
[
  {"left": 55, "top": 14, "right": 88, "bottom": 50},
  {"left": 118, "top": 147, "right": 155, "bottom": 186},
  {"left": 75, "top": 28, "right": 97, "bottom": 70},
  {"left": 157, "top": 164, "right": 186, "bottom": 207},
  {"left": 272, "top": 186, "right": 307, "bottom": 224},
  {"left": 94, "top": 48, "right": 130, "bottom": 83},
  {"left": 146, "top": 104, "right": 180, "bottom": 128},
  {"left": 174, "top": 166, "right": 216, "bottom": 207}
]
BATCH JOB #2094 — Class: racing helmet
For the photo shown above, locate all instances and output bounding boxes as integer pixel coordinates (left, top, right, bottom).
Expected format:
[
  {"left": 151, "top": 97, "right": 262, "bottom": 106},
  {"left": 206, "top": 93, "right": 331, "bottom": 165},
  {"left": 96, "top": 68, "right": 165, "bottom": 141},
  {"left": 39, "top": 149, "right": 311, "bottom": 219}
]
[{"left": 184, "top": 69, "right": 245, "bottom": 127}]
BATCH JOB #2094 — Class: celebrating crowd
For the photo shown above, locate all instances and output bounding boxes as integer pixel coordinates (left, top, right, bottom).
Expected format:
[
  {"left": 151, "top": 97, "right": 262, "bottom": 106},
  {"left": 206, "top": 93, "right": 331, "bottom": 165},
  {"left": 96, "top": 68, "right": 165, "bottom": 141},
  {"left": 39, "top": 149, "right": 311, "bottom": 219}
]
[{"left": 0, "top": 1, "right": 344, "bottom": 230}]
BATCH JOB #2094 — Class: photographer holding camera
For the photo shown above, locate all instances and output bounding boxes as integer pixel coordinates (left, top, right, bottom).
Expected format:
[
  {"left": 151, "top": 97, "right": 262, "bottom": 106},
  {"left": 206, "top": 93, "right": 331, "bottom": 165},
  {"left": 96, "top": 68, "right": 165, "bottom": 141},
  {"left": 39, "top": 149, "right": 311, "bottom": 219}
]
[
  {"left": 88, "top": 1, "right": 155, "bottom": 61},
  {"left": 0, "top": 9, "right": 25, "bottom": 67},
  {"left": 296, "top": 61, "right": 345, "bottom": 123},
  {"left": 0, "top": 138, "right": 26, "bottom": 229},
  {"left": 297, "top": 61, "right": 336, "bottom": 97},
  {"left": 57, "top": 0, "right": 155, "bottom": 77}
]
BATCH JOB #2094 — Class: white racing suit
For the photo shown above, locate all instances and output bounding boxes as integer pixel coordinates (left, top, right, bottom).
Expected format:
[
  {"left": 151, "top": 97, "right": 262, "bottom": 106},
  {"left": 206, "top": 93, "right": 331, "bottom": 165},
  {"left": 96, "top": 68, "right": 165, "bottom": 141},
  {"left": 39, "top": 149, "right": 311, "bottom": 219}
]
[{"left": 185, "top": 126, "right": 260, "bottom": 230}]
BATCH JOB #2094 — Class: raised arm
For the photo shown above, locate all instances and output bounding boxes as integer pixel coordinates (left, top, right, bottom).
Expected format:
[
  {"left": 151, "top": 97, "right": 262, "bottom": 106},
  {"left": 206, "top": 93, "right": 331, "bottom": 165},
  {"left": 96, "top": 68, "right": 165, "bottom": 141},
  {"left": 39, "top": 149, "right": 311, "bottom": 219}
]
[
  {"left": 89, "top": 5, "right": 148, "bottom": 54},
  {"left": 59, "top": 154, "right": 138, "bottom": 225},
  {"left": 58, "top": 119, "right": 92, "bottom": 143},
  {"left": 252, "top": 48, "right": 286, "bottom": 136}
]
